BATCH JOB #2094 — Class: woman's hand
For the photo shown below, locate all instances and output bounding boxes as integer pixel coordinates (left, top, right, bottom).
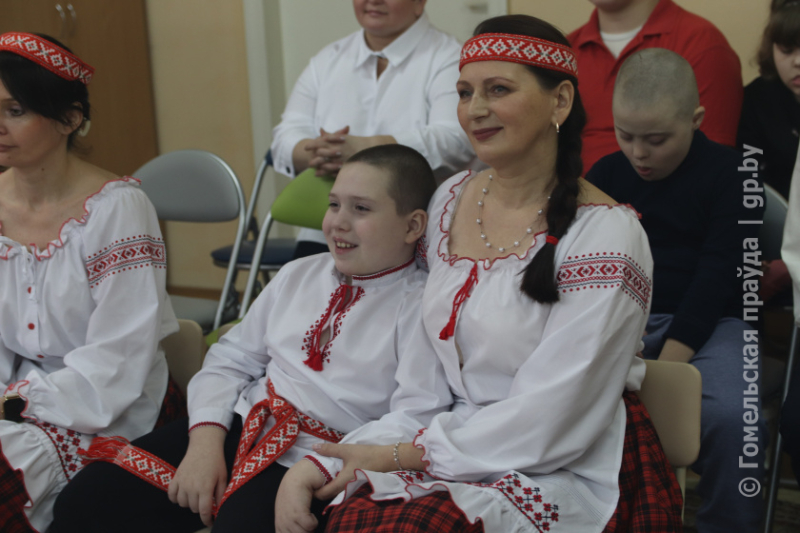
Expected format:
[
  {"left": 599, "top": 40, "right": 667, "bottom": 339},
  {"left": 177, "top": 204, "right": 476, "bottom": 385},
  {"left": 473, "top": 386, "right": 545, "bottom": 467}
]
[
  {"left": 312, "top": 442, "right": 422, "bottom": 500},
  {"left": 167, "top": 426, "right": 227, "bottom": 527},
  {"left": 305, "top": 126, "right": 349, "bottom": 176},
  {"left": 275, "top": 459, "right": 327, "bottom": 533},
  {"left": 304, "top": 128, "right": 397, "bottom": 177}
]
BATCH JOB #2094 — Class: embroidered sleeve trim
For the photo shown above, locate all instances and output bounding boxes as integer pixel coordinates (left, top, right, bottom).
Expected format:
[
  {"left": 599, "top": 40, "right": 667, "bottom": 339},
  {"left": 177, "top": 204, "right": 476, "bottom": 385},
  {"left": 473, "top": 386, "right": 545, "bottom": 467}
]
[
  {"left": 188, "top": 421, "right": 228, "bottom": 434},
  {"left": 412, "top": 427, "right": 437, "bottom": 478},
  {"left": 3, "top": 380, "right": 32, "bottom": 422},
  {"left": 85, "top": 235, "right": 167, "bottom": 288},
  {"left": 557, "top": 252, "right": 652, "bottom": 311},
  {"left": 305, "top": 455, "right": 333, "bottom": 484}
]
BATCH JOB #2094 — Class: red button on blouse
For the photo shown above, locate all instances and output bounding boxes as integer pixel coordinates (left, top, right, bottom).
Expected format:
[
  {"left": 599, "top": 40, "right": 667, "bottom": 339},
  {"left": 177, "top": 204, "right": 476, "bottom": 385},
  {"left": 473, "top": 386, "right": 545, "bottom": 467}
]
[{"left": 28, "top": 323, "right": 35, "bottom": 330}]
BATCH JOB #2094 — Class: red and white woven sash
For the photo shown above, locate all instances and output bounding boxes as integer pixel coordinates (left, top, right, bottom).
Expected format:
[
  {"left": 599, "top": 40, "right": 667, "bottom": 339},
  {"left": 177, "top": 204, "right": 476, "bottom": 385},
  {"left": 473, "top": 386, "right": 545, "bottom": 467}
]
[{"left": 79, "top": 380, "right": 344, "bottom": 513}]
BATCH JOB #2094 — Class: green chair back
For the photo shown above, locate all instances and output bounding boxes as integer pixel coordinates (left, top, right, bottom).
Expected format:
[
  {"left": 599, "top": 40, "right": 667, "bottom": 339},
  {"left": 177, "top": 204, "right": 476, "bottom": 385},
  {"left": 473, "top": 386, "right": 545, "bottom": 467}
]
[{"left": 271, "top": 169, "right": 335, "bottom": 229}]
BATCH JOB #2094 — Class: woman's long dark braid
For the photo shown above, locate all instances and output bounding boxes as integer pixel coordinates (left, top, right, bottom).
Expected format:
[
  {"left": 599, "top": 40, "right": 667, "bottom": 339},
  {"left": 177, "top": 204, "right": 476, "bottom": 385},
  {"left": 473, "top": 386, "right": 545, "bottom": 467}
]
[
  {"left": 520, "top": 99, "right": 583, "bottom": 303},
  {"left": 474, "top": 15, "right": 588, "bottom": 303}
]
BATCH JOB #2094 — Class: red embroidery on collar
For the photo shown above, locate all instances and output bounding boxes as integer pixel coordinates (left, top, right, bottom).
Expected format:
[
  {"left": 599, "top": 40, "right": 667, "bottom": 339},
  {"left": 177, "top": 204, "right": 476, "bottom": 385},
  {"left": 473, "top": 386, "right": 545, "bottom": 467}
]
[
  {"left": 351, "top": 257, "right": 415, "bottom": 281},
  {"left": 302, "top": 284, "right": 365, "bottom": 370}
]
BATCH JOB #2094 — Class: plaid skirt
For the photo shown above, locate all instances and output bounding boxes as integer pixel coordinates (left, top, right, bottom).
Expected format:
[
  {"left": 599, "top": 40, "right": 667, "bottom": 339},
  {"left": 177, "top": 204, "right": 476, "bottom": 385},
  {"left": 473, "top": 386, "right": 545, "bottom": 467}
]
[
  {"left": 326, "top": 391, "right": 683, "bottom": 533},
  {"left": 0, "top": 374, "right": 187, "bottom": 533},
  {"left": 0, "top": 442, "right": 35, "bottom": 533},
  {"left": 154, "top": 374, "right": 188, "bottom": 429}
]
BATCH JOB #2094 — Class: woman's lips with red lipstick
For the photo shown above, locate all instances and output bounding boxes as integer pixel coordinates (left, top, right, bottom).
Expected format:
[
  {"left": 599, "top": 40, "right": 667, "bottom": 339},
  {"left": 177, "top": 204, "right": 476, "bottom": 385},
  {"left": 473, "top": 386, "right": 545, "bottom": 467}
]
[{"left": 472, "top": 127, "right": 502, "bottom": 141}]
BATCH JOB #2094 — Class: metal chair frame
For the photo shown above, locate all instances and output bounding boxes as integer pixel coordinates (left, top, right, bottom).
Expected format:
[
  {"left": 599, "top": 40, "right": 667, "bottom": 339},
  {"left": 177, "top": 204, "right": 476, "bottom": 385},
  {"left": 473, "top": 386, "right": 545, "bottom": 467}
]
[{"left": 135, "top": 149, "right": 247, "bottom": 331}]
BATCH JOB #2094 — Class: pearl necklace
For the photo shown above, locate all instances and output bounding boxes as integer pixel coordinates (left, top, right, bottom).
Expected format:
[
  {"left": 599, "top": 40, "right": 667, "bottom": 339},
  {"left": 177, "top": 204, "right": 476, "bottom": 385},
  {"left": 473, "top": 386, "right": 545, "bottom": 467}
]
[{"left": 476, "top": 174, "right": 547, "bottom": 253}]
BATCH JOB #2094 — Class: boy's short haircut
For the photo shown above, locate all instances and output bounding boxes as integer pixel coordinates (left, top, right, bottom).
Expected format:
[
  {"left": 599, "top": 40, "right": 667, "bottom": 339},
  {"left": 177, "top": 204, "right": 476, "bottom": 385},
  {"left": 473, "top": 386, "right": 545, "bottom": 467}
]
[
  {"left": 345, "top": 144, "right": 437, "bottom": 214},
  {"left": 614, "top": 48, "right": 699, "bottom": 119}
]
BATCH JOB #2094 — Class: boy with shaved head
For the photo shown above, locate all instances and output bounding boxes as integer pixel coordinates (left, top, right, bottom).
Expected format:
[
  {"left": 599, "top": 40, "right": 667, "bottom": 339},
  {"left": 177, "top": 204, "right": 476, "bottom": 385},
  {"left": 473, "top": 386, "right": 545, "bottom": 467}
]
[
  {"left": 569, "top": 0, "right": 742, "bottom": 172},
  {"left": 588, "top": 48, "right": 765, "bottom": 533}
]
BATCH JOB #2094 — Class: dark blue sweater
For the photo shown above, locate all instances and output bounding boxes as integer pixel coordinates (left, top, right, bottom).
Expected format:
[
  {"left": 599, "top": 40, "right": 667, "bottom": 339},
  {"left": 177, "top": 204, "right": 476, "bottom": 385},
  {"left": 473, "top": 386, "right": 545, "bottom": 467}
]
[{"left": 587, "top": 131, "right": 763, "bottom": 352}]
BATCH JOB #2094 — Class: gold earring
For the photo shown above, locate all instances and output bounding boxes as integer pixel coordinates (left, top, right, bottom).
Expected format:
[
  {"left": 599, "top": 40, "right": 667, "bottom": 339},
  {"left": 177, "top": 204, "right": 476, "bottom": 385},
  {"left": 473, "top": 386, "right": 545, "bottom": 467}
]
[{"left": 555, "top": 121, "right": 560, "bottom": 134}]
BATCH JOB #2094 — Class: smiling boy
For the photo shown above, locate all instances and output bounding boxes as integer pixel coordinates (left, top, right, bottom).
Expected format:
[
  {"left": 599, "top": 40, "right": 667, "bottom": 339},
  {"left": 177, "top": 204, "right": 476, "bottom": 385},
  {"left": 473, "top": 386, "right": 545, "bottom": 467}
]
[
  {"left": 587, "top": 48, "right": 765, "bottom": 533},
  {"left": 52, "top": 145, "right": 451, "bottom": 533}
]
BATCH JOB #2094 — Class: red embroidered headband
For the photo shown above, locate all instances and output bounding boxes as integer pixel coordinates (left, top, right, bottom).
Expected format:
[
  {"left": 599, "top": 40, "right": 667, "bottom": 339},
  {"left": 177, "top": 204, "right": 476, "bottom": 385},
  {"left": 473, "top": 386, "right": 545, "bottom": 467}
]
[
  {"left": 0, "top": 32, "right": 94, "bottom": 85},
  {"left": 460, "top": 33, "right": 578, "bottom": 78}
]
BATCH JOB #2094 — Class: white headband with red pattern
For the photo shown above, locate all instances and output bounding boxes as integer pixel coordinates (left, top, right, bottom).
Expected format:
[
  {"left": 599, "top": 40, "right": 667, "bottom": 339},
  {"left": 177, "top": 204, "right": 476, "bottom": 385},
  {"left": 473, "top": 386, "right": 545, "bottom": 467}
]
[{"left": 460, "top": 33, "right": 578, "bottom": 78}]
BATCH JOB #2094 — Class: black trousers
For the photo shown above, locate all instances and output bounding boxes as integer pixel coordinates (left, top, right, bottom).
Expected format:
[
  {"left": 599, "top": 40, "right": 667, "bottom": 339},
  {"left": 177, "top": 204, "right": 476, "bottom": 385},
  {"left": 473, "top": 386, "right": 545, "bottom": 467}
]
[{"left": 51, "top": 416, "right": 329, "bottom": 533}]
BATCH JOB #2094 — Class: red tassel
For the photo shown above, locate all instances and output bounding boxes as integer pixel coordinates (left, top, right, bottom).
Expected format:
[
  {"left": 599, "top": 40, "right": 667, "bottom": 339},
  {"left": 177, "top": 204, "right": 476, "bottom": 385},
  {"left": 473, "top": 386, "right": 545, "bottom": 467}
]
[
  {"left": 440, "top": 263, "right": 479, "bottom": 341},
  {"left": 439, "top": 313, "right": 457, "bottom": 340},
  {"left": 303, "top": 348, "right": 325, "bottom": 371},
  {"left": 303, "top": 284, "right": 359, "bottom": 371},
  {"left": 78, "top": 436, "right": 130, "bottom": 464}
]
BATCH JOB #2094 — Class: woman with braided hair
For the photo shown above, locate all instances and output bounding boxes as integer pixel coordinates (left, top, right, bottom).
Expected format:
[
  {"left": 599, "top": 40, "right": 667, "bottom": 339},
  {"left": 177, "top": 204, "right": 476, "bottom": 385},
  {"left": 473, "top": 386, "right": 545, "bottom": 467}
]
[
  {"left": 275, "top": 14, "right": 683, "bottom": 533},
  {"left": 0, "top": 33, "right": 178, "bottom": 531}
]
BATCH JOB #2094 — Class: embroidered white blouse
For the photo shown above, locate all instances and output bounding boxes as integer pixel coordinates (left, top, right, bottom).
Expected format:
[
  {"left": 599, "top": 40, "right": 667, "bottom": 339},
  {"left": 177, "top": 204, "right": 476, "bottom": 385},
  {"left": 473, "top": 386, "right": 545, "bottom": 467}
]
[
  {"left": 0, "top": 178, "right": 178, "bottom": 439},
  {"left": 270, "top": 13, "right": 474, "bottom": 181},
  {"left": 187, "top": 253, "right": 452, "bottom": 478},
  {"left": 332, "top": 172, "right": 654, "bottom": 533}
]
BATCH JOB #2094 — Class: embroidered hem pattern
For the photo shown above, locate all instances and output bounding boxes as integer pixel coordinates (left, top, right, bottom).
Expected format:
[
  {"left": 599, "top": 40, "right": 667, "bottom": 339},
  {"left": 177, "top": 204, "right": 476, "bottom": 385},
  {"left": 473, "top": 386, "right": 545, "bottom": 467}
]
[
  {"left": 34, "top": 422, "right": 90, "bottom": 482},
  {"left": 391, "top": 471, "right": 558, "bottom": 531}
]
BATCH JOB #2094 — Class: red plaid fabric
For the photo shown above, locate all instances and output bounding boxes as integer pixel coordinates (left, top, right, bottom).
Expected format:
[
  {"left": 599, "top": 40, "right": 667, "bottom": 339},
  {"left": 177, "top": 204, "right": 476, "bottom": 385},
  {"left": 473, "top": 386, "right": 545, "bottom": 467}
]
[
  {"left": 327, "top": 485, "right": 484, "bottom": 533},
  {"left": 603, "top": 391, "right": 684, "bottom": 533},
  {"left": 154, "top": 374, "right": 188, "bottom": 429},
  {"left": 0, "top": 440, "right": 36, "bottom": 533}
]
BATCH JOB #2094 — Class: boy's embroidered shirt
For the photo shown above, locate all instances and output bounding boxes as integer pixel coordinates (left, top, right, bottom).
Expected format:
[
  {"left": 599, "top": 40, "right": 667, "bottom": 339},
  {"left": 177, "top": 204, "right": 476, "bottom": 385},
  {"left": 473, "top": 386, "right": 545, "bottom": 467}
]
[
  {"left": 330, "top": 171, "right": 654, "bottom": 533},
  {"left": 187, "top": 253, "right": 451, "bottom": 477},
  {"left": 0, "top": 178, "right": 178, "bottom": 439}
]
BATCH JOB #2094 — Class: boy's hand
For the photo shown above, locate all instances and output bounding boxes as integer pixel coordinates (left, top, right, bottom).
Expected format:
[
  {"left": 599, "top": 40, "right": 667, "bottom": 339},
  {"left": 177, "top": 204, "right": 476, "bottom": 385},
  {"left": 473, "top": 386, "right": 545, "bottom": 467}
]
[
  {"left": 313, "top": 443, "right": 397, "bottom": 500},
  {"left": 168, "top": 426, "right": 227, "bottom": 527},
  {"left": 275, "top": 459, "right": 327, "bottom": 533}
]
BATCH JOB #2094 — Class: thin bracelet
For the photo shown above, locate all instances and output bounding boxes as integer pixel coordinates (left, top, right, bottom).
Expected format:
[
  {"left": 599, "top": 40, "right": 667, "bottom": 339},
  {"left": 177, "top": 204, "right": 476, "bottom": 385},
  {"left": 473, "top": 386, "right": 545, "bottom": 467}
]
[{"left": 393, "top": 441, "right": 405, "bottom": 471}]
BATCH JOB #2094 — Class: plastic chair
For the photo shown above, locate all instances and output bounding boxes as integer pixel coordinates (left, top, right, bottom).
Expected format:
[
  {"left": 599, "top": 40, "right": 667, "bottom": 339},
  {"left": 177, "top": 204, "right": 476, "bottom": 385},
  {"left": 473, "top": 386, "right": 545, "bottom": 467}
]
[
  {"left": 239, "top": 168, "right": 334, "bottom": 316},
  {"left": 210, "top": 150, "right": 296, "bottom": 283},
  {"left": 638, "top": 359, "right": 703, "bottom": 520},
  {"left": 161, "top": 319, "right": 206, "bottom": 396},
  {"left": 134, "top": 150, "right": 247, "bottom": 332}
]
